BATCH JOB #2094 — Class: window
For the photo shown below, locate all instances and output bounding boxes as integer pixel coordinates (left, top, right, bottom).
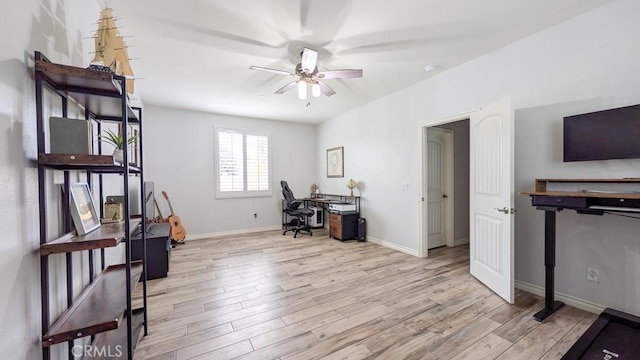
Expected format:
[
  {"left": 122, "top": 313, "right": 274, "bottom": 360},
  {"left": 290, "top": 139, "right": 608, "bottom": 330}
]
[{"left": 215, "top": 127, "right": 271, "bottom": 198}]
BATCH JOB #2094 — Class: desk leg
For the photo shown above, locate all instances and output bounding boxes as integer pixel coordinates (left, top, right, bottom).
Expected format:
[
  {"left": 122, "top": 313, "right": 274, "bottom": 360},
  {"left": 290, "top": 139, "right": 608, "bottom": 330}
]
[{"left": 533, "top": 209, "right": 565, "bottom": 321}]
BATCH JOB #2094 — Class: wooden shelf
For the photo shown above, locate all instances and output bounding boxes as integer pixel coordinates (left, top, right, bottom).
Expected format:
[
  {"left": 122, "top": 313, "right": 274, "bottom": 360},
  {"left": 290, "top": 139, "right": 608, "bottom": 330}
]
[
  {"left": 40, "top": 219, "right": 140, "bottom": 255},
  {"left": 83, "top": 308, "right": 145, "bottom": 360},
  {"left": 522, "top": 190, "right": 640, "bottom": 200},
  {"left": 42, "top": 262, "right": 143, "bottom": 347},
  {"left": 38, "top": 153, "right": 140, "bottom": 173},
  {"left": 523, "top": 178, "right": 640, "bottom": 199},
  {"left": 533, "top": 178, "right": 640, "bottom": 192},
  {"left": 35, "top": 59, "right": 138, "bottom": 121}
]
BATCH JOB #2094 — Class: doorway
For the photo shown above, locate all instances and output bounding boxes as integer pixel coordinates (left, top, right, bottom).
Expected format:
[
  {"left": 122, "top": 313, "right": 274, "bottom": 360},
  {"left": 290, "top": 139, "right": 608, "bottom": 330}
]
[
  {"left": 419, "top": 117, "right": 470, "bottom": 255},
  {"left": 418, "top": 97, "right": 515, "bottom": 304}
]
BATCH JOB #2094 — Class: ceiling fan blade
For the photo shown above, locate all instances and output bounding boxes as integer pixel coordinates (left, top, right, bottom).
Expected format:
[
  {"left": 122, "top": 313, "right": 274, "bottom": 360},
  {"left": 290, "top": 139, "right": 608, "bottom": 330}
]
[
  {"left": 317, "top": 81, "right": 336, "bottom": 97},
  {"left": 300, "top": 48, "right": 318, "bottom": 73},
  {"left": 274, "top": 81, "right": 298, "bottom": 94},
  {"left": 249, "top": 66, "right": 295, "bottom": 76},
  {"left": 317, "top": 69, "right": 363, "bottom": 79}
]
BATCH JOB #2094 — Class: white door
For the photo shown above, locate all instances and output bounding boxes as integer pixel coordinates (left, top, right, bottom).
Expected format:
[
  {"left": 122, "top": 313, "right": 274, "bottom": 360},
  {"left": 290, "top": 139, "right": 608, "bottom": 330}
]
[
  {"left": 469, "top": 96, "right": 514, "bottom": 303},
  {"left": 427, "top": 129, "right": 451, "bottom": 249}
]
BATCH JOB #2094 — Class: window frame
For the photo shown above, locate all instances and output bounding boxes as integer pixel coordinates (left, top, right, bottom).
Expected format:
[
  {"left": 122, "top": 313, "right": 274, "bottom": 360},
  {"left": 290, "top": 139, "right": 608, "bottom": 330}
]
[{"left": 214, "top": 126, "right": 272, "bottom": 199}]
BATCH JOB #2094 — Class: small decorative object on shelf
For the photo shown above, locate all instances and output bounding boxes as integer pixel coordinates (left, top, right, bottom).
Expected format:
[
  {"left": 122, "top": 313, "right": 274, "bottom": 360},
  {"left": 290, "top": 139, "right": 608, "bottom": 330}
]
[
  {"left": 49, "top": 117, "right": 92, "bottom": 154},
  {"left": 103, "top": 199, "right": 124, "bottom": 223},
  {"left": 99, "top": 128, "right": 137, "bottom": 164},
  {"left": 346, "top": 179, "right": 358, "bottom": 196},
  {"left": 311, "top": 183, "right": 319, "bottom": 195},
  {"left": 69, "top": 183, "right": 101, "bottom": 235},
  {"left": 90, "top": 6, "right": 135, "bottom": 93}
]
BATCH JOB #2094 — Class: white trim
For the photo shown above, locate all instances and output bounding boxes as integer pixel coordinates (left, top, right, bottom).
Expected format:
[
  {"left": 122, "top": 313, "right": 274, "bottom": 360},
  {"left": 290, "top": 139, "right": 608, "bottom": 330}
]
[
  {"left": 417, "top": 108, "right": 478, "bottom": 258},
  {"left": 366, "top": 236, "right": 419, "bottom": 257},
  {"left": 417, "top": 108, "right": 479, "bottom": 128},
  {"left": 185, "top": 225, "right": 282, "bottom": 241},
  {"left": 453, "top": 237, "right": 470, "bottom": 246},
  {"left": 515, "top": 280, "right": 605, "bottom": 315}
]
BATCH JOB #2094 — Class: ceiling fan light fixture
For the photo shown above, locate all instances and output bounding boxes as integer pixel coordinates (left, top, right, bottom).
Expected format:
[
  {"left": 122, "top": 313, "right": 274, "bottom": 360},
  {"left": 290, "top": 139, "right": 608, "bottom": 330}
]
[
  {"left": 250, "top": 47, "right": 362, "bottom": 99},
  {"left": 311, "top": 83, "right": 321, "bottom": 98},
  {"left": 297, "top": 80, "right": 307, "bottom": 100},
  {"left": 300, "top": 48, "right": 318, "bottom": 73}
]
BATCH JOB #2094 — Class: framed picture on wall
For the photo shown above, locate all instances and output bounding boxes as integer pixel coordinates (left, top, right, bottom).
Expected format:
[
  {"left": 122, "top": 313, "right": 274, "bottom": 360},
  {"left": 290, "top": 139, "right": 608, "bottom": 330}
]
[
  {"left": 327, "top": 146, "right": 344, "bottom": 178},
  {"left": 69, "top": 183, "right": 101, "bottom": 235}
]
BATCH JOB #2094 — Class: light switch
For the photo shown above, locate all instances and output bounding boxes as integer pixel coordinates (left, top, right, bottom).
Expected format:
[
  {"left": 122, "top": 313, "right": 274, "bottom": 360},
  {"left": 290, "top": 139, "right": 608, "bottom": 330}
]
[{"left": 402, "top": 183, "right": 409, "bottom": 191}]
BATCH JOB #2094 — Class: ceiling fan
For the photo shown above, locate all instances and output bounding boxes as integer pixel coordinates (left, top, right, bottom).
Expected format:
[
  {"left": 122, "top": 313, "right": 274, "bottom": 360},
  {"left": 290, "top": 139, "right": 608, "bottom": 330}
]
[{"left": 249, "top": 47, "right": 363, "bottom": 98}]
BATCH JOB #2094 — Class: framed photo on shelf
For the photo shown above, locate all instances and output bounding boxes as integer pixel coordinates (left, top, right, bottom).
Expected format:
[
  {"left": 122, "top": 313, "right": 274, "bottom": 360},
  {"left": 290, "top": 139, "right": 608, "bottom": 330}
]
[
  {"left": 327, "top": 146, "right": 344, "bottom": 178},
  {"left": 69, "top": 183, "right": 101, "bottom": 235}
]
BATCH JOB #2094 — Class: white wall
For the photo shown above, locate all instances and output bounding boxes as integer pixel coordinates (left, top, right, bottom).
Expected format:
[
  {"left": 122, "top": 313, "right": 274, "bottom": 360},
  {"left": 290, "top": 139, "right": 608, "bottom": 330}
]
[
  {"left": 143, "top": 105, "right": 317, "bottom": 237},
  {"left": 0, "top": 0, "right": 101, "bottom": 358},
  {"left": 317, "top": 0, "right": 640, "bottom": 315}
]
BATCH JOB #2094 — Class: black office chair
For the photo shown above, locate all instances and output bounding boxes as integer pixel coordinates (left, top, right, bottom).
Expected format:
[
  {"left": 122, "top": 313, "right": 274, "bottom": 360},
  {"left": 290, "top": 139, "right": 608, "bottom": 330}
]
[{"left": 281, "top": 180, "right": 313, "bottom": 238}]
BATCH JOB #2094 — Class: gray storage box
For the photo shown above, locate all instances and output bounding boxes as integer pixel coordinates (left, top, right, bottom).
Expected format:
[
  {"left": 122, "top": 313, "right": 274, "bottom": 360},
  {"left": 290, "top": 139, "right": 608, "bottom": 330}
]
[{"left": 49, "top": 117, "right": 92, "bottom": 154}]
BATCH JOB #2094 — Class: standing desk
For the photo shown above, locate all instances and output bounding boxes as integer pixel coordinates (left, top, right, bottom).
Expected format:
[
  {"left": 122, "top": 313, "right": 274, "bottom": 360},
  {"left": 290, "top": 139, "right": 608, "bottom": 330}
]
[{"left": 522, "top": 178, "right": 640, "bottom": 321}]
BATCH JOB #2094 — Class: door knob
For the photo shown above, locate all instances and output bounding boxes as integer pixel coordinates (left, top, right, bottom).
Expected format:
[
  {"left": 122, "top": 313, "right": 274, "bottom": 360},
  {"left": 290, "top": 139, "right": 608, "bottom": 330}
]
[
  {"left": 442, "top": 194, "right": 448, "bottom": 199},
  {"left": 495, "top": 207, "right": 509, "bottom": 214}
]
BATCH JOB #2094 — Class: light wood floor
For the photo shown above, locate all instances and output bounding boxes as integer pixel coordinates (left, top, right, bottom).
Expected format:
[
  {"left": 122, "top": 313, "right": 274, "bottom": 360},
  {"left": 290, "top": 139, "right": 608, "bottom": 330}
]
[{"left": 133, "top": 229, "right": 596, "bottom": 360}]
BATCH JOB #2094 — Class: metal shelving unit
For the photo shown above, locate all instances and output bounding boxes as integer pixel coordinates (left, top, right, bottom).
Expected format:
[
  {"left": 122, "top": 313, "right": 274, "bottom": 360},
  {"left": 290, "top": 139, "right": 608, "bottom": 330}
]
[{"left": 34, "top": 51, "right": 147, "bottom": 359}]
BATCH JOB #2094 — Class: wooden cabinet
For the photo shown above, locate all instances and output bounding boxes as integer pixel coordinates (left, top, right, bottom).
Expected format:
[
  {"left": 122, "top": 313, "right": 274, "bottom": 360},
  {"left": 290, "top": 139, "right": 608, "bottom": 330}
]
[
  {"left": 131, "top": 223, "right": 171, "bottom": 280},
  {"left": 329, "top": 212, "right": 359, "bottom": 241},
  {"left": 34, "top": 51, "right": 147, "bottom": 359}
]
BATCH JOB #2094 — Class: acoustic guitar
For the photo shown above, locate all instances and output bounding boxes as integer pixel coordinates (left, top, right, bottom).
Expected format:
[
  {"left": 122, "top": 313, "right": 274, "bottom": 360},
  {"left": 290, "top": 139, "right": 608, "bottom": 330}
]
[{"left": 161, "top": 191, "right": 186, "bottom": 242}]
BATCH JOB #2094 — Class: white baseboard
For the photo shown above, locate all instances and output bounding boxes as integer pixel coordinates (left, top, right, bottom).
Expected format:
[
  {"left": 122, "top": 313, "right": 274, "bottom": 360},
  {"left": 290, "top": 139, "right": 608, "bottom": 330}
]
[
  {"left": 185, "top": 225, "right": 282, "bottom": 241},
  {"left": 515, "top": 280, "right": 605, "bottom": 315},
  {"left": 366, "top": 236, "right": 419, "bottom": 257},
  {"left": 452, "top": 237, "right": 469, "bottom": 246}
]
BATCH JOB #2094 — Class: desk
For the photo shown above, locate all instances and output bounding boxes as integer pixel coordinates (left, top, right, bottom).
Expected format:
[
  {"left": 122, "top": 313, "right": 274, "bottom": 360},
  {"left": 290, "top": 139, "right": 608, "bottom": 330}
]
[
  {"left": 304, "top": 193, "right": 360, "bottom": 213},
  {"left": 281, "top": 193, "right": 361, "bottom": 230},
  {"left": 522, "top": 178, "right": 640, "bottom": 321}
]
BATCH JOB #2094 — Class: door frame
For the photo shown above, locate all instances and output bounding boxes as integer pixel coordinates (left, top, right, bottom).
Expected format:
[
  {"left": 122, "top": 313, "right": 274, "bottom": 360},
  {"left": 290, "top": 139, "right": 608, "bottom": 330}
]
[
  {"left": 425, "top": 127, "right": 454, "bottom": 249},
  {"left": 418, "top": 109, "right": 478, "bottom": 258}
]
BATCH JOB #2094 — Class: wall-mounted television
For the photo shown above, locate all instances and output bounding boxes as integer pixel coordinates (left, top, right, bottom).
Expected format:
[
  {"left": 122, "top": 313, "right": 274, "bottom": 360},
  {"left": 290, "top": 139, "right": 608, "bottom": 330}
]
[{"left": 563, "top": 104, "right": 640, "bottom": 162}]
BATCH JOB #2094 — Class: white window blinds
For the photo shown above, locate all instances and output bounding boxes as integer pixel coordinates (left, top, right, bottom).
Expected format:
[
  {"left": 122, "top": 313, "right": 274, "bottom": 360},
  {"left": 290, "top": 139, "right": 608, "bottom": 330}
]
[
  {"left": 246, "top": 134, "right": 269, "bottom": 191},
  {"left": 215, "top": 127, "right": 271, "bottom": 198}
]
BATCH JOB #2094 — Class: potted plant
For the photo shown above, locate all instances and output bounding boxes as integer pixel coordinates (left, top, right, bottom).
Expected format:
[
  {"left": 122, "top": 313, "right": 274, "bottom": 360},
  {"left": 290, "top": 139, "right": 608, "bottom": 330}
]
[{"left": 100, "top": 128, "right": 137, "bottom": 163}]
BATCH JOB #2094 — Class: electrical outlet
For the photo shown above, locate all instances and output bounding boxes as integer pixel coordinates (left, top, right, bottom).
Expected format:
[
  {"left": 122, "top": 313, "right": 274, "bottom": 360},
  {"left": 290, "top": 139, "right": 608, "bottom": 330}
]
[{"left": 587, "top": 267, "right": 599, "bottom": 283}]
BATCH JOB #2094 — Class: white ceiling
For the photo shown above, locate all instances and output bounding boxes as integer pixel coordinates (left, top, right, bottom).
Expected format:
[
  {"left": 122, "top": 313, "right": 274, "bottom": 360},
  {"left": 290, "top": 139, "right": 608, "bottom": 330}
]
[{"left": 102, "top": 0, "right": 613, "bottom": 124}]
